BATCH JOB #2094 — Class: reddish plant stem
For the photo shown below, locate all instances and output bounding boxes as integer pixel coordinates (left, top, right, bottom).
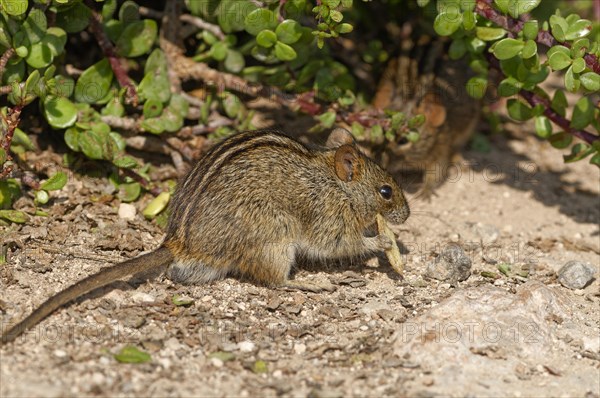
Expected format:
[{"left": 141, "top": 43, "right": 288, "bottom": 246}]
[
  {"left": 0, "top": 48, "right": 15, "bottom": 81},
  {"left": 519, "top": 90, "right": 599, "bottom": 144},
  {"left": 0, "top": 105, "right": 23, "bottom": 179},
  {"left": 475, "top": 0, "right": 600, "bottom": 74},
  {"left": 85, "top": 1, "right": 138, "bottom": 106},
  {"left": 121, "top": 168, "right": 149, "bottom": 188},
  {"left": 486, "top": 53, "right": 598, "bottom": 144}
]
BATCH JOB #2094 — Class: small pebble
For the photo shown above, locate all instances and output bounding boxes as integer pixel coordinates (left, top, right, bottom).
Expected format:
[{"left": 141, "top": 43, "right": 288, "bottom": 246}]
[
  {"left": 53, "top": 349, "right": 68, "bottom": 359},
  {"left": 583, "top": 337, "right": 600, "bottom": 353},
  {"left": 294, "top": 343, "right": 306, "bottom": 355},
  {"left": 90, "top": 372, "right": 105, "bottom": 385},
  {"left": 164, "top": 337, "right": 182, "bottom": 352},
  {"left": 118, "top": 203, "right": 136, "bottom": 220},
  {"left": 425, "top": 244, "right": 472, "bottom": 284},
  {"left": 307, "top": 388, "right": 343, "bottom": 398},
  {"left": 210, "top": 357, "right": 224, "bottom": 368},
  {"left": 130, "top": 292, "right": 156, "bottom": 303},
  {"left": 238, "top": 341, "right": 255, "bottom": 352},
  {"left": 472, "top": 222, "right": 500, "bottom": 245},
  {"left": 272, "top": 370, "right": 283, "bottom": 378},
  {"left": 557, "top": 261, "right": 595, "bottom": 290}
]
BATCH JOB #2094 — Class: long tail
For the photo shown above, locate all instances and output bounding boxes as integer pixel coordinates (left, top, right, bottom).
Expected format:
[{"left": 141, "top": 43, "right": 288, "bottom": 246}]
[{"left": 1, "top": 246, "right": 173, "bottom": 346}]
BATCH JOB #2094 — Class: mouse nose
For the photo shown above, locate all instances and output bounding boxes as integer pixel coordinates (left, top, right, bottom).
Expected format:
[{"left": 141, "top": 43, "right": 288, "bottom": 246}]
[{"left": 386, "top": 202, "right": 410, "bottom": 224}]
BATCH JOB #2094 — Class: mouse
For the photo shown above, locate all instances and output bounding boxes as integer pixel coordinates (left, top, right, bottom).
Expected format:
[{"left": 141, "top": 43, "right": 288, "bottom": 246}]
[{"left": 0, "top": 127, "right": 410, "bottom": 345}]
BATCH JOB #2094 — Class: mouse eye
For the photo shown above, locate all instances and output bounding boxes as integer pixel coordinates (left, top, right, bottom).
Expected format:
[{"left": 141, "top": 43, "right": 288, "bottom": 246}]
[{"left": 379, "top": 185, "right": 393, "bottom": 200}]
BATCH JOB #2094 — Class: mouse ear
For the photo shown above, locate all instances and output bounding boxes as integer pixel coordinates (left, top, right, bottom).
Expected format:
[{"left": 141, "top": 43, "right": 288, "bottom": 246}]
[
  {"left": 326, "top": 128, "right": 356, "bottom": 148},
  {"left": 416, "top": 93, "right": 447, "bottom": 128},
  {"left": 334, "top": 144, "right": 363, "bottom": 182}
]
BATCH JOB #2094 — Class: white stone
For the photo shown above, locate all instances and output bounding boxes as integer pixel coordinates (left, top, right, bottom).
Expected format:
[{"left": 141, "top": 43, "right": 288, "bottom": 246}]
[
  {"left": 294, "top": 343, "right": 306, "bottom": 355},
  {"left": 118, "top": 203, "right": 136, "bottom": 220},
  {"left": 238, "top": 341, "right": 255, "bottom": 352},
  {"left": 130, "top": 292, "right": 155, "bottom": 303}
]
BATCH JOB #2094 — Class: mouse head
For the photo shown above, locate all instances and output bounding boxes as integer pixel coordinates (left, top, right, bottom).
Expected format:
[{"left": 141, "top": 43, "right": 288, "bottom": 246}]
[{"left": 326, "top": 128, "right": 410, "bottom": 225}]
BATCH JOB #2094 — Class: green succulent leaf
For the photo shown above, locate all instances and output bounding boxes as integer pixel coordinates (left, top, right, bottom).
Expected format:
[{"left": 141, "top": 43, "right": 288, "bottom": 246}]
[
  {"left": 23, "top": 8, "right": 47, "bottom": 44},
  {"left": 113, "top": 155, "right": 138, "bottom": 169},
  {"left": 140, "top": 118, "right": 166, "bottom": 134},
  {"left": 219, "top": 0, "right": 258, "bottom": 33},
  {"left": 138, "top": 75, "right": 170, "bottom": 106},
  {"left": 0, "top": 0, "right": 27, "bottom": 16},
  {"left": 433, "top": 11, "right": 462, "bottom": 36},
  {"left": 143, "top": 191, "right": 170, "bottom": 219},
  {"left": 580, "top": 72, "right": 600, "bottom": 92},
  {"left": 79, "top": 130, "right": 105, "bottom": 160},
  {"left": 172, "top": 294, "right": 194, "bottom": 307},
  {"left": 34, "top": 189, "right": 50, "bottom": 205},
  {"left": 45, "top": 27, "right": 68, "bottom": 57},
  {"left": 276, "top": 20, "right": 303, "bottom": 44},
  {"left": 522, "top": 20, "right": 539, "bottom": 40},
  {"left": 507, "top": 98, "right": 533, "bottom": 121},
  {"left": 509, "top": 0, "right": 540, "bottom": 18},
  {"left": 0, "top": 179, "right": 22, "bottom": 209},
  {"left": 43, "top": 96, "right": 78, "bottom": 129},
  {"left": 25, "top": 42, "right": 53, "bottom": 69},
  {"left": 448, "top": 38, "right": 466, "bottom": 59},
  {"left": 571, "top": 57, "right": 586, "bottom": 74},
  {"left": 244, "top": 9, "right": 277, "bottom": 36},
  {"left": 494, "top": 0, "right": 509, "bottom": 13},
  {"left": 143, "top": 99, "right": 163, "bottom": 118},
  {"left": 534, "top": 116, "right": 552, "bottom": 138},
  {"left": 570, "top": 97, "right": 594, "bottom": 130},
  {"left": 224, "top": 49, "right": 245, "bottom": 73},
  {"left": 113, "top": 346, "right": 151, "bottom": 364},
  {"left": 75, "top": 58, "right": 114, "bottom": 104},
  {"left": 222, "top": 93, "right": 242, "bottom": 119},
  {"left": 119, "top": 182, "right": 141, "bottom": 202},
  {"left": 116, "top": 19, "right": 157, "bottom": 57},
  {"left": 64, "top": 128, "right": 80, "bottom": 152},
  {"left": 521, "top": 40, "right": 537, "bottom": 59},
  {"left": 498, "top": 77, "right": 523, "bottom": 97},
  {"left": 318, "top": 111, "right": 337, "bottom": 128},
  {"left": 40, "top": 171, "right": 68, "bottom": 191},
  {"left": 466, "top": 76, "right": 487, "bottom": 99},
  {"left": 548, "top": 50, "right": 572, "bottom": 71},
  {"left": 210, "top": 41, "right": 228, "bottom": 61},
  {"left": 564, "top": 143, "right": 593, "bottom": 163},
  {"left": 475, "top": 27, "right": 506, "bottom": 41},
  {"left": 564, "top": 65, "right": 580, "bottom": 92},
  {"left": 330, "top": 9, "right": 343, "bottom": 23},
  {"left": 55, "top": 2, "right": 91, "bottom": 33},
  {"left": 493, "top": 38, "right": 524, "bottom": 60},
  {"left": 119, "top": 0, "right": 140, "bottom": 22},
  {"left": 565, "top": 19, "right": 592, "bottom": 40},
  {"left": 0, "top": 210, "right": 29, "bottom": 223},
  {"left": 12, "top": 128, "right": 34, "bottom": 150},
  {"left": 551, "top": 89, "right": 568, "bottom": 116},
  {"left": 274, "top": 41, "right": 297, "bottom": 61},
  {"left": 548, "top": 132, "right": 572, "bottom": 149},
  {"left": 256, "top": 29, "right": 278, "bottom": 48}
]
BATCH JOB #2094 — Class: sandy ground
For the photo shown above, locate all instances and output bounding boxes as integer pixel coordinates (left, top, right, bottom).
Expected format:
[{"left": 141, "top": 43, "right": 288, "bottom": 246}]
[{"left": 0, "top": 130, "right": 599, "bottom": 397}]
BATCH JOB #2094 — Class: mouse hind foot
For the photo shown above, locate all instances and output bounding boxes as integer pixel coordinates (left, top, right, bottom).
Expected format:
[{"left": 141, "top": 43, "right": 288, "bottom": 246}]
[{"left": 167, "top": 260, "right": 230, "bottom": 285}]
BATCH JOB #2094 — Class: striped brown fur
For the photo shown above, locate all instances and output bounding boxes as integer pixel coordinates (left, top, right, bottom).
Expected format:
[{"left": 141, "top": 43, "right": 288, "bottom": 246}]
[{"left": 1, "top": 128, "right": 409, "bottom": 346}]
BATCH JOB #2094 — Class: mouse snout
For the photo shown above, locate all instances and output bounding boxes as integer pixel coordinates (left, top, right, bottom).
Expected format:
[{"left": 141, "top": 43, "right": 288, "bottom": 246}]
[{"left": 385, "top": 201, "right": 410, "bottom": 225}]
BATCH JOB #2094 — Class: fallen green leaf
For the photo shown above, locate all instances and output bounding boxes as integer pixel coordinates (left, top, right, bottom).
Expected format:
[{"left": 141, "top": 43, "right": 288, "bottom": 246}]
[
  {"left": 113, "top": 346, "right": 151, "bottom": 364},
  {"left": 143, "top": 191, "right": 170, "bottom": 219},
  {"left": 172, "top": 294, "right": 195, "bottom": 307}
]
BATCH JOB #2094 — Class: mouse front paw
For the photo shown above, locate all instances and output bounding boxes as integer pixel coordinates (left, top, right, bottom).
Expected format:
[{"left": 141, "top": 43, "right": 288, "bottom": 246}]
[
  {"left": 364, "top": 234, "right": 393, "bottom": 252},
  {"left": 377, "top": 234, "right": 394, "bottom": 251}
]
